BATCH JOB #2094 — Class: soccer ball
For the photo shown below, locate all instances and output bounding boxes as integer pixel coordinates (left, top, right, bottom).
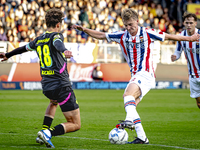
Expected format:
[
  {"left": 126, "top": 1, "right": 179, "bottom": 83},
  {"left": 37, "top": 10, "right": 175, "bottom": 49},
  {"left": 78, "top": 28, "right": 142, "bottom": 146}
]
[{"left": 108, "top": 128, "right": 128, "bottom": 144}]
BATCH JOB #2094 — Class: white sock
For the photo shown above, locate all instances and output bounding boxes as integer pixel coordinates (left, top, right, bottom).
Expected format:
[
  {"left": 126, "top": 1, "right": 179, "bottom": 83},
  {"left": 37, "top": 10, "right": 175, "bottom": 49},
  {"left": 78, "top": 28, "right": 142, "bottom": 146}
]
[
  {"left": 124, "top": 95, "right": 147, "bottom": 141},
  {"left": 124, "top": 95, "right": 137, "bottom": 121}
]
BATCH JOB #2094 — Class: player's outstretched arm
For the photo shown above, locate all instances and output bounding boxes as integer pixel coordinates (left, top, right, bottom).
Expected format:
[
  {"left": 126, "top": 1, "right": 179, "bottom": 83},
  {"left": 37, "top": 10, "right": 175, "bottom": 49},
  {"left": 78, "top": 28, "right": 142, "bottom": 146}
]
[
  {"left": 165, "top": 32, "right": 200, "bottom": 42},
  {"left": 72, "top": 24, "right": 107, "bottom": 40},
  {"left": 0, "top": 45, "right": 27, "bottom": 62}
]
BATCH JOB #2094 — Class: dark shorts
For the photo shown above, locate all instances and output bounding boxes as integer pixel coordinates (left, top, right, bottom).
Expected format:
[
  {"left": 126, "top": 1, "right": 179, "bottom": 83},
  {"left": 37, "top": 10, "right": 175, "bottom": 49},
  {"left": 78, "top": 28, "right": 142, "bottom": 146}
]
[{"left": 43, "top": 86, "right": 79, "bottom": 112}]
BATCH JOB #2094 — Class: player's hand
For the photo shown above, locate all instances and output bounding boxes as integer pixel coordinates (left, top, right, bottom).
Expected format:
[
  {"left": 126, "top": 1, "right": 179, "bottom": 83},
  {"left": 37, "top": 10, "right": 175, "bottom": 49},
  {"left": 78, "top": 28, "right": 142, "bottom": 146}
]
[
  {"left": 190, "top": 33, "right": 200, "bottom": 42},
  {"left": 0, "top": 53, "right": 8, "bottom": 62},
  {"left": 171, "top": 55, "right": 176, "bottom": 62},
  {"left": 71, "top": 24, "right": 84, "bottom": 31},
  {"left": 64, "top": 50, "right": 73, "bottom": 58}
]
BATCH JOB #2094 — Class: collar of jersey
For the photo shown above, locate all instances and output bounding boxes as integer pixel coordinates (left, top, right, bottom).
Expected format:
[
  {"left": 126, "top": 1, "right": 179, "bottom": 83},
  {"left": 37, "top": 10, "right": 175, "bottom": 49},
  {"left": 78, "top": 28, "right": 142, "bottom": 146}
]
[{"left": 45, "top": 31, "right": 53, "bottom": 33}]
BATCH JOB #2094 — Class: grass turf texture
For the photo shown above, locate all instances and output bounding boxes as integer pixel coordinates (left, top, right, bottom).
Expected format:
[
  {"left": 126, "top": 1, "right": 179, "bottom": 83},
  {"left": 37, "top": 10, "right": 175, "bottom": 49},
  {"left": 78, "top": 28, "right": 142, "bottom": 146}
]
[{"left": 0, "top": 89, "right": 199, "bottom": 150}]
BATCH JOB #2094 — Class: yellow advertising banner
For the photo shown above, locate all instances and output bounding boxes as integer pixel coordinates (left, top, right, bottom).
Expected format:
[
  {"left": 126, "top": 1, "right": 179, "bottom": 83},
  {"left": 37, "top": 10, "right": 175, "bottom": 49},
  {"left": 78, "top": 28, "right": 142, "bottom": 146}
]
[{"left": 187, "top": 4, "right": 200, "bottom": 18}]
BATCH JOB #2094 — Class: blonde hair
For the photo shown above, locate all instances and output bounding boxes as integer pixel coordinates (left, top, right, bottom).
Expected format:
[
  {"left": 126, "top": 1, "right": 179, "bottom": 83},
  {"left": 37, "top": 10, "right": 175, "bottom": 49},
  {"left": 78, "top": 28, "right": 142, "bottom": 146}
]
[{"left": 121, "top": 8, "right": 138, "bottom": 22}]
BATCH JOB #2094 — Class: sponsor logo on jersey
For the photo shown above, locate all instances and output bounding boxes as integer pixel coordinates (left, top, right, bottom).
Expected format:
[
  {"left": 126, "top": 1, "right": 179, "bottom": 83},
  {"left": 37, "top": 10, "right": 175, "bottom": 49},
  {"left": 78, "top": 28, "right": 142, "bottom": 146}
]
[
  {"left": 36, "top": 38, "right": 50, "bottom": 44},
  {"left": 42, "top": 70, "right": 55, "bottom": 75}
]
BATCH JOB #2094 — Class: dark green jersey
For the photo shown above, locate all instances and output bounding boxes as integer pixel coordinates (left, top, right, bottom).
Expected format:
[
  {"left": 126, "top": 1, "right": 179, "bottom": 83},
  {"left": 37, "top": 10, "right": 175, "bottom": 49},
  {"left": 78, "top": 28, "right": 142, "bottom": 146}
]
[{"left": 26, "top": 31, "right": 71, "bottom": 91}]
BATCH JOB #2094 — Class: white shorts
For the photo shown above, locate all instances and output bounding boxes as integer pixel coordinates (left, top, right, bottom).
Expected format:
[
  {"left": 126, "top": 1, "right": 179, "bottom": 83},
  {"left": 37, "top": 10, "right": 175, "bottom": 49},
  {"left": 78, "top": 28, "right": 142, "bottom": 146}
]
[
  {"left": 189, "top": 76, "right": 200, "bottom": 98},
  {"left": 125, "top": 71, "right": 155, "bottom": 100}
]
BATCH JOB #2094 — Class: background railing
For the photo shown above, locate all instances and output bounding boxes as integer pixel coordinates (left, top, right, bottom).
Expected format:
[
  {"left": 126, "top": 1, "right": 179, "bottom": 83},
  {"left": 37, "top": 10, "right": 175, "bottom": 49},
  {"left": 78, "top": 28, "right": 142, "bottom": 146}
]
[{"left": 0, "top": 41, "right": 187, "bottom": 65}]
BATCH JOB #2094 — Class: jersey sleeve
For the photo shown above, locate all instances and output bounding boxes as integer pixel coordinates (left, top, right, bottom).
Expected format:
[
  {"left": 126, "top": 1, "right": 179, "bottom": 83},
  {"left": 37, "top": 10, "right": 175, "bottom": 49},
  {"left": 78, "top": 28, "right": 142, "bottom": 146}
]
[
  {"left": 52, "top": 33, "right": 66, "bottom": 52},
  {"left": 52, "top": 33, "right": 64, "bottom": 44},
  {"left": 146, "top": 29, "right": 165, "bottom": 42},
  {"left": 26, "top": 37, "right": 38, "bottom": 51},
  {"left": 173, "top": 41, "right": 182, "bottom": 60},
  {"left": 105, "top": 31, "right": 125, "bottom": 43}
]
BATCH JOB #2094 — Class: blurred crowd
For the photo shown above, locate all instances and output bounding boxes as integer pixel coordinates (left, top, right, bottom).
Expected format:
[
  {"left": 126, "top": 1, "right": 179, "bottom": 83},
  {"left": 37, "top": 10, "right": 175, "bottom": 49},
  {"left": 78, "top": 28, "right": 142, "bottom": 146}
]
[{"left": 0, "top": 0, "right": 199, "bottom": 46}]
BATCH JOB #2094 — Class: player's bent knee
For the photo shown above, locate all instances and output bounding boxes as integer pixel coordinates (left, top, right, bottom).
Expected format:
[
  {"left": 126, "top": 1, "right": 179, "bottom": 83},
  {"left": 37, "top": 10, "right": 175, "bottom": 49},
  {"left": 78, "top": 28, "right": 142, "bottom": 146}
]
[
  {"left": 75, "top": 123, "right": 81, "bottom": 131},
  {"left": 71, "top": 122, "right": 81, "bottom": 131}
]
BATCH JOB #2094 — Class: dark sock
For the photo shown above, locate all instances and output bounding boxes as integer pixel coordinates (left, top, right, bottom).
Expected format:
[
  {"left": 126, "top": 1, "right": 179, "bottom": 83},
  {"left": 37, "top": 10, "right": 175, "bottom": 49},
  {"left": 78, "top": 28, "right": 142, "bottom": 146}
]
[
  {"left": 42, "top": 116, "right": 53, "bottom": 130},
  {"left": 49, "top": 124, "right": 65, "bottom": 136}
]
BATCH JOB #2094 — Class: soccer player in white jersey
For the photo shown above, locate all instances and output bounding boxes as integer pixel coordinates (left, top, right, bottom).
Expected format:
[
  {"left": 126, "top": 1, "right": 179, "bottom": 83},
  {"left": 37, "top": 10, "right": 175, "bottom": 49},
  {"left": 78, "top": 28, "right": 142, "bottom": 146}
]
[
  {"left": 72, "top": 8, "right": 200, "bottom": 144},
  {"left": 171, "top": 12, "right": 200, "bottom": 109}
]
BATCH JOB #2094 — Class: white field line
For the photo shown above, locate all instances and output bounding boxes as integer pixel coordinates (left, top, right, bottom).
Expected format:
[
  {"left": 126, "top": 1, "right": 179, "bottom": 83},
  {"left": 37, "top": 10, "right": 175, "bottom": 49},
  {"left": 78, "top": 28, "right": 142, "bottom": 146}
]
[
  {"left": 7, "top": 63, "right": 17, "bottom": 82},
  {"left": 0, "top": 133, "right": 199, "bottom": 150}
]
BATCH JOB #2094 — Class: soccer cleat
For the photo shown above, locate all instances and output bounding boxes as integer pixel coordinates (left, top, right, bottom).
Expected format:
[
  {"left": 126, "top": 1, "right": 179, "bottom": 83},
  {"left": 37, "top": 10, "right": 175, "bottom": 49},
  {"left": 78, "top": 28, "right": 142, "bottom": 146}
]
[
  {"left": 36, "top": 136, "right": 44, "bottom": 145},
  {"left": 127, "top": 137, "right": 149, "bottom": 144},
  {"left": 116, "top": 120, "right": 135, "bottom": 130},
  {"left": 37, "top": 129, "right": 55, "bottom": 148}
]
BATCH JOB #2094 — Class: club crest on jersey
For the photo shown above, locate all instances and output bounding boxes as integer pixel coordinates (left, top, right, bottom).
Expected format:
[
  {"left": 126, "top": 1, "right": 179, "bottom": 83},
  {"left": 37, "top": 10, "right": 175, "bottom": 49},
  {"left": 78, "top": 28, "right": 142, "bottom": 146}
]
[
  {"left": 140, "top": 36, "right": 143, "bottom": 42},
  {"left": 54, "top": 34, "right": 61, "bottom": 39},
  {"left": 138, "top": 80, "right": 141, "bottom": 84}
]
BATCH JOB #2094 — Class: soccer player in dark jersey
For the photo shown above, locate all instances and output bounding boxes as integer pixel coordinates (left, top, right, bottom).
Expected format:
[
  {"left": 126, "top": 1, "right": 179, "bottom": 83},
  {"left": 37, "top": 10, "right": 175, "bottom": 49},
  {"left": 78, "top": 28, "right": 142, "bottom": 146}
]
[{"left": 0, "top": 8, "right": 81, "bottom": 148}]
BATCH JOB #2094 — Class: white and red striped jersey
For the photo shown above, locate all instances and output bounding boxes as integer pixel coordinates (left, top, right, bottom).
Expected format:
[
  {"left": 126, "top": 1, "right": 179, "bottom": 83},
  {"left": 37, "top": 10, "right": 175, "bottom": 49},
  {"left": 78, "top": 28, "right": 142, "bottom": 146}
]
[
  {"left": 173, "top": 28, "right": 200, "bottom": 78},
  {"left": 105, "top": 26, "right": 165, "bottom": 76}
]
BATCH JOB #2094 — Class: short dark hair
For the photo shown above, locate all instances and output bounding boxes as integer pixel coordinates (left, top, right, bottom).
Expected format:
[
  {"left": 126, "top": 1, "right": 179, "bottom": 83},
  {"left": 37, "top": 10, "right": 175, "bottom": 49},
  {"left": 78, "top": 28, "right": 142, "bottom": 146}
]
[
  {"left": 183, "top": 12, "right": 197, "bottom": 22},
  {"left": 45, "top": 8, "right": 64, "bottom": 28}
]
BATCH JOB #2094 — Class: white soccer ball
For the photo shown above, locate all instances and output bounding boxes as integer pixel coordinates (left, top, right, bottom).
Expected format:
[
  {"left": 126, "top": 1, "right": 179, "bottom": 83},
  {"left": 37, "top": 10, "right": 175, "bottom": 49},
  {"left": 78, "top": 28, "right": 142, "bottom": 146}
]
[{"left": 108, "top": 128, "right": 128, "bottom": 145}]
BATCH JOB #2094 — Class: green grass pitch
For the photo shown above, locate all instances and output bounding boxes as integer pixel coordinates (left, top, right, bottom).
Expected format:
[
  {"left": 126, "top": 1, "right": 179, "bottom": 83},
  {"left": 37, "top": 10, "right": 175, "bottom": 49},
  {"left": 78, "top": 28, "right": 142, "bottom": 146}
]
[{"left": 0, "top": 89, "right": 199, "bottom": 150}]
